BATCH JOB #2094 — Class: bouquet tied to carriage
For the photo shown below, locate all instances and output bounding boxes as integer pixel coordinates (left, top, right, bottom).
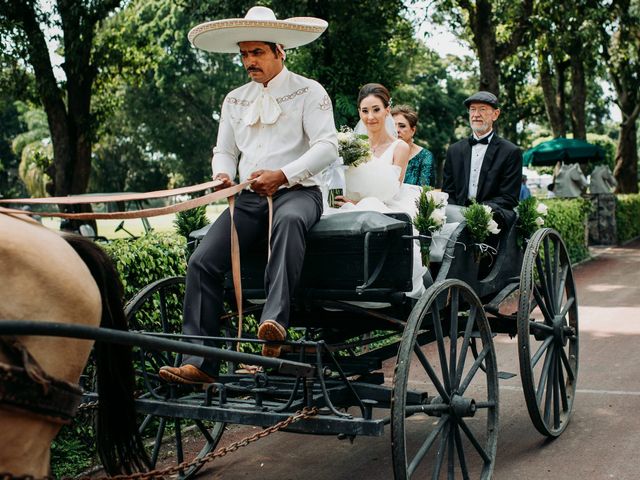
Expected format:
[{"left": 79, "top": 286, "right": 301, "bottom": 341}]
[
  {"left": 516, "top": 197, "right": 548, "bottom": 247},
  {"left": 413, "top": 186, "right": 449, "bottom": 265},
  {"left": 463, "top": 202, "right": 501, "bottom": 262}
]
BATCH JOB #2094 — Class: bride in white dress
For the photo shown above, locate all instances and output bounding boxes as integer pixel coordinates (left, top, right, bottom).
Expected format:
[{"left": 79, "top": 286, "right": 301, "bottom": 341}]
[{"left": 331, "top": 83, "right": 426, "bottom": 299}]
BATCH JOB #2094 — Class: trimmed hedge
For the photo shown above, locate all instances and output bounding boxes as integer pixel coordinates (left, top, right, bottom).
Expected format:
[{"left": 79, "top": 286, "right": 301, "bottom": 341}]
[
  {"left": 102, "top": 232, "right": 187, "bottom": 301},
  {"left": 542, "top": 197, "right": 591, "bottom": 264},
  {"left": 616, "top": 194, "right": 640, "bottom": 244}
]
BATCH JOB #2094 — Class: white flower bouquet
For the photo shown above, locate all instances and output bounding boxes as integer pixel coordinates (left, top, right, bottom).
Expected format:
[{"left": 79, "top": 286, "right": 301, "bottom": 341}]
[
  {"left": 337, "top": 126, "right": 370, "bottom": 167},
  {"left": 463, "top": 202, "right": 501, "bottom": 244},
  {"left": 413, "top": 186, "right": 449, "bottom": 264}
]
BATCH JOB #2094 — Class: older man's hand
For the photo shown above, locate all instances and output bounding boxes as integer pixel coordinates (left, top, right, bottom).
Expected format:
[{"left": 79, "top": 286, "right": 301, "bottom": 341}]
[{"left": 249, "top": 169, "right": 288, "bottom": 196}]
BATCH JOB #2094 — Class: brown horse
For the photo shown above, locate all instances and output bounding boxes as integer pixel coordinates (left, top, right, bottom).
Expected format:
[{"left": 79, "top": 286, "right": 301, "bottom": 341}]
[{"left": 0, "top": 213, "right": 148, "bottom": 476}]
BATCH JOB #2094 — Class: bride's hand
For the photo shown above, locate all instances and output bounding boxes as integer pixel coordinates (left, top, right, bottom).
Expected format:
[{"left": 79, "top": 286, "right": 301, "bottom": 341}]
[{"left": 334, "top": 195, "right": 356, "bottom": 207}]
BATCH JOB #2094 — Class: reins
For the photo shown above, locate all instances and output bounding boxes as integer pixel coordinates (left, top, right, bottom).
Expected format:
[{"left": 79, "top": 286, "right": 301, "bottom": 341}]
[{"left": 0, "top": 181, "right": 274, "bottom": 352}]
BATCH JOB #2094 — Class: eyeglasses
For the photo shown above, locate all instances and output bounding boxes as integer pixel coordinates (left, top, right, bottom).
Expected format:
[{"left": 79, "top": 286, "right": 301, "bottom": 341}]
[{"left": 469, "top": 107, "right": 492, "bottom": 115}]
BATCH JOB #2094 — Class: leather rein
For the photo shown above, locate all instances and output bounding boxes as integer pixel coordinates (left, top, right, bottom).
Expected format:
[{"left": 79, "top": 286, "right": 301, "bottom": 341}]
[{"left": 0, "top": 181, "right": 272, "bottom": 420}]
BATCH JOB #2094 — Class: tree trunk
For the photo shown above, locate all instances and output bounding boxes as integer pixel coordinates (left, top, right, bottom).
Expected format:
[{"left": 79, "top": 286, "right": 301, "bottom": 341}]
[
  {"left": 473, "top": 0, "right": 500, "bottom": 96},
  {"left": 539, "top": 49, "right": 566, "bottom": 137},
  {"left": 614, "top": 108, "right": 639, "bottom": 193},
  {"left": 570, "top": 53, "right": 587, "bottom": 140}
]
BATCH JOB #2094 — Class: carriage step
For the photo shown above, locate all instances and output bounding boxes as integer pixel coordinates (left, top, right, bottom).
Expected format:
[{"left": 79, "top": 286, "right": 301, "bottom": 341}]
[{"left": 497, "top": 371, "right": 517, "bottom": 380}]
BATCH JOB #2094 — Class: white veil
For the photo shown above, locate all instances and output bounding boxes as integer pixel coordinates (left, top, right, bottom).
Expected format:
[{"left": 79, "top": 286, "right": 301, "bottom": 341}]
[{"left": 354, "top": 114, "right": 398, "bottom": 139}]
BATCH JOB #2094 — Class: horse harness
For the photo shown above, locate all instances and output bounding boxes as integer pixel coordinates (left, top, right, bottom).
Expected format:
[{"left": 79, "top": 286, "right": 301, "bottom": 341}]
[{"left": 0, "top": 336, "right": 83, "bottom": 424}]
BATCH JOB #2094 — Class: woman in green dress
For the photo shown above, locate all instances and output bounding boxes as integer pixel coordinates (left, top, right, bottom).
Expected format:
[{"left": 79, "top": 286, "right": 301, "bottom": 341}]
[{"left": 392, "top": 105, "right": 434, "bottom": 187}]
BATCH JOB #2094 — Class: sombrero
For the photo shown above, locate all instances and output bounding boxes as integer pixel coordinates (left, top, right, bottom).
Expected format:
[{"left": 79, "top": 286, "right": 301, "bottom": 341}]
[{"left": 188, "top": 6, "right": 328, "bottom": 53}]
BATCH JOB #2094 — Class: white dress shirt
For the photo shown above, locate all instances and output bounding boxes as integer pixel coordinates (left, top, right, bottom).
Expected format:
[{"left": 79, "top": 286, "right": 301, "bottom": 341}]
[
  {"left": 468, "top": 131, "right": 494, "bottom": 200},
  {"left": 212, "top": 67, "right": 338, "bottom": 188}
]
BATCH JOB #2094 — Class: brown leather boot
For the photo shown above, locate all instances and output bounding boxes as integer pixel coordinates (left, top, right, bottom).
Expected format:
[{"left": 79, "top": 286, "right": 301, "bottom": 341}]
[
  {"left": 158, "top": 364, "right": 216, "bottom": 385},
  {"left": 257, "top": 319, "right": 287, "bottom": 358}
]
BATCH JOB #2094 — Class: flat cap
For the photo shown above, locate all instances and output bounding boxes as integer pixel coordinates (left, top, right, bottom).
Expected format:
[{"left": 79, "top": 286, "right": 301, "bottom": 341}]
[{"left": 463, "top": 91, "right": 499, "bottom": 109}]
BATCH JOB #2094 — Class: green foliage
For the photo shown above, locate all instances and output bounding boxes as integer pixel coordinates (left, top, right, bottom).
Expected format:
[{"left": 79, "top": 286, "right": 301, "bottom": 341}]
[
  {"left": 516, "top": 196, "right": 549, "bottom": 246},
  {"left": 413, "top": 186, "right": 448, "bottom": 264},
  {"left": 51, "top": 420, "right": 96, "bottom": 477},
  {"left": 463, "top": 201, "right": 499, "bottom": 245},
  {"left": 103, "top": 232, "right": 187, "bottom": 300},
  {"left": 544, "top": 198, "right": 591, "bottom": 263},
  {"left": 174, "top": 206, "right": 210, "bottom": 239},
  {"left": 616, "top": 194, "right": 640, "bottom": 243}
]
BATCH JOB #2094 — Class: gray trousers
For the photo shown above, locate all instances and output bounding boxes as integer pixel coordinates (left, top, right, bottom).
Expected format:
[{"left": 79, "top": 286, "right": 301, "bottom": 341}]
[{"left": 182, "top": 186, "right": 323, "bottom": 375}]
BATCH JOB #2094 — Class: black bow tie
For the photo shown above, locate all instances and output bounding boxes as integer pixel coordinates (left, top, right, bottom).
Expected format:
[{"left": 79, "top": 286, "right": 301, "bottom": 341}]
[{"left": 469, "top": 136, "right": 490, "bottom": 146}]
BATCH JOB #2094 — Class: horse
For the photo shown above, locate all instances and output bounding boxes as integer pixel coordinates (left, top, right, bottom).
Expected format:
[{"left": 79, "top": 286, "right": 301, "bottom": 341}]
[{"left": 0, "top": 213, "right": 148, "bottom": 476}]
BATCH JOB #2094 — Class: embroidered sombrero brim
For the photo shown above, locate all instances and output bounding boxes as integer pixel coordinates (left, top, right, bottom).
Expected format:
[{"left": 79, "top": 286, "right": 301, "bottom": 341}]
[{"left": 188, "top": 16, "right": 328, "bottom": 53}]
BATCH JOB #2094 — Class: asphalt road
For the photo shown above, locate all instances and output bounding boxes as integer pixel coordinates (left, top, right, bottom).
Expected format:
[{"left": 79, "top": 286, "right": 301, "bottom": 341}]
[{"left": 185, "top": 239, "right": 640, "bottom": 479}]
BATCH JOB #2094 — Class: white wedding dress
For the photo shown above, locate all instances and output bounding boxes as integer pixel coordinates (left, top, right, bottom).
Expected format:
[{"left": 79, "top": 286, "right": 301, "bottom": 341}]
[{"left": 325, "top": 139, "right": 426, "bottom": 300}]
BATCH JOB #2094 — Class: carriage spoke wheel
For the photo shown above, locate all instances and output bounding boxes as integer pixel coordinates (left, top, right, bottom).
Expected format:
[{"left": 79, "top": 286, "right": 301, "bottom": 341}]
[
  {"left": 392, "top": 279, "right": 499, "bottom": 479},
  {"left": 518, "top": 228, "right": 578, "bottom": 437},
  {"left": 125, "top": 276, "right": 225, "bottom": 479}
]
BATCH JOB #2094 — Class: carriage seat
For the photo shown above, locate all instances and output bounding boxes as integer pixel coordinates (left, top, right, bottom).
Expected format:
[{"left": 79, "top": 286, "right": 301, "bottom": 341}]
[
  {"left": 190, "top": 211, "right": 414, "bottom": 301},
  {"left": 188, "top": 210, "right": 407, "bottom": 243}
]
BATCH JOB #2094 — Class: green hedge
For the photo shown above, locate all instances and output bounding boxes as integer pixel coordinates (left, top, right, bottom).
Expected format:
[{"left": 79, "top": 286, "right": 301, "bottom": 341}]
[
  {"left": 616, "top": 194, "right": 640, "bottom": 244},
  {"left": 543, "top": 197, "right": 591, "bottom": 264},
  {"left": 102, "top": 232, "right": 187, "bottom": 301}
]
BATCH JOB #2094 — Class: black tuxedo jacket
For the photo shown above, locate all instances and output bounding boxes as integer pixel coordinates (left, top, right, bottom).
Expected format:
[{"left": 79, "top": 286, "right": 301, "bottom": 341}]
[{"left": 442, "top": 134, "right": 522, "bottom": 228}]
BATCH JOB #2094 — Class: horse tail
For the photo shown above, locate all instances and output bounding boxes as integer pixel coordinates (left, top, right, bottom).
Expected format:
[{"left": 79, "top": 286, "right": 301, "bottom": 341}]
[{"left": 63, "top": 234, "right": 150, "bottom": 474}]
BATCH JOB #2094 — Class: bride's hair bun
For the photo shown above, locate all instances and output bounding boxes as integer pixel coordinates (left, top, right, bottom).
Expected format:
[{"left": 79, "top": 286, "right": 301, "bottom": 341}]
[{"left": 358, "top": 83, "right": 391, "bottom": 108}]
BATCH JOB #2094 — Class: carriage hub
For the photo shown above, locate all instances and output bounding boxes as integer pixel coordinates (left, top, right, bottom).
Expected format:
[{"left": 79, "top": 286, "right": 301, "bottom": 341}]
[
  {"left": 553, "top": 315, "right": 569, "bottom": 347},
  {"left": 450, "top": 394, "right": 477, "bottom": 418}
]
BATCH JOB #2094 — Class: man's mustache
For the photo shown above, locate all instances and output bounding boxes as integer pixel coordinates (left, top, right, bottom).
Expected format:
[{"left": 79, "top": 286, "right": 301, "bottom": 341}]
[{"left": 247, "top": 67, "right": 262, "bottom": 73}]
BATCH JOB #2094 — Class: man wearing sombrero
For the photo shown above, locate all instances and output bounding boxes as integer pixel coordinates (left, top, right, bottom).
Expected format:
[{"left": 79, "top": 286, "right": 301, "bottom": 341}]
[{"left": 159, "top": 6, "right": 337, "bottom": 384}]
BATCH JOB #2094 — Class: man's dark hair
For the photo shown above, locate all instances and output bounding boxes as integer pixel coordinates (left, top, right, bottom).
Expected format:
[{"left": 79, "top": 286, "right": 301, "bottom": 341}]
[{"left": 264, "top": 42, "right": 278, "bottom": 56}]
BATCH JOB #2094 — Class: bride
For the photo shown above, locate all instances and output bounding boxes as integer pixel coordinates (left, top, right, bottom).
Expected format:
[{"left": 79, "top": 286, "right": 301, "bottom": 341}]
[{"left": 332, "top": 83, "right": 426, "bottom": 299}]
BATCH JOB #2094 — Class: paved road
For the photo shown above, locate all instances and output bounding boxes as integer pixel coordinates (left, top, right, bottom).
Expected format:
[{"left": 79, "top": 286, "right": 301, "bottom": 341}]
[{"left": 192, "top": 239, "right": 640, "bottom": 479}]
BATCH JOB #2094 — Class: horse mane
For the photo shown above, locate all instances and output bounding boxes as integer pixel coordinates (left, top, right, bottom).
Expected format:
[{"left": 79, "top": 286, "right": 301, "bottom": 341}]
[{"left": 62, "top": 234, "right": 150, "bottom": 474}]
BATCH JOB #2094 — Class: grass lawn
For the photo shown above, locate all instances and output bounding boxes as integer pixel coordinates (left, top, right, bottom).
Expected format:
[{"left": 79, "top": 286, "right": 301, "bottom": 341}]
[{"left": 42, "top": 204, "right": 227, "bottom": 239}]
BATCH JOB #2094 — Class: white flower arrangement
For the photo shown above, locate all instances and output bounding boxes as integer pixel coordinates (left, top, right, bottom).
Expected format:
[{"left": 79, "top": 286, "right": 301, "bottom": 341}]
[
  {"left": 464, "top": 202, "right": 501, "bottom": 244},
  {"left": 413, "top": 187, "right": 449, "bottom": 264},
  {"left": 517, "top": 197, "right": 549, "bottom": 246},
  {"left": 337, "top": 126, "right": 371, "bottom": 167}
]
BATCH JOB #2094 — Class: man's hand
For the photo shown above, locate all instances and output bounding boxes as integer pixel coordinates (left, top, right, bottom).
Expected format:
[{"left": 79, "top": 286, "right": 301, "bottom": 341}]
[
  {"left": 213, "top": 173, "right": 235, "bottom": 190},
  {"left": 249, "top": 169, "right": 288, "bottom": 196}
]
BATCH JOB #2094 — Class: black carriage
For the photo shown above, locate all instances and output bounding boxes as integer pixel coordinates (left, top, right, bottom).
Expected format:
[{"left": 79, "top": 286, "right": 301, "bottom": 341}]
[{"left": 112, "top": 208, "right": 578, "bottom": 479}]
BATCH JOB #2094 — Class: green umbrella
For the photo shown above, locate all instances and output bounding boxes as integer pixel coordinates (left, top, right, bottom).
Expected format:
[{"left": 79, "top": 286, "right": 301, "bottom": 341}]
[{"left": 523, "top": 137, "right": 606, "bottom": 166}]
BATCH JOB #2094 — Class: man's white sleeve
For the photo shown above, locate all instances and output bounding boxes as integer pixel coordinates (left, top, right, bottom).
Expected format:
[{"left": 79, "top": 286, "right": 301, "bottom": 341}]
[
  {"left": 211, "top": 98, "right": 240, "bottom": 179},
  {"left": 280, "top": 85, "right": 338, "bottom": 186}
]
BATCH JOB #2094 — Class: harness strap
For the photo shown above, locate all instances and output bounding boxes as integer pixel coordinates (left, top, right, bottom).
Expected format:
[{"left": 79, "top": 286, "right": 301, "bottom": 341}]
[
  {"left": 229, "top": 194, "right": 274, "bottom": 350},
  {"left": 0, "top": 337, "right": 83, "bottom": 424}
]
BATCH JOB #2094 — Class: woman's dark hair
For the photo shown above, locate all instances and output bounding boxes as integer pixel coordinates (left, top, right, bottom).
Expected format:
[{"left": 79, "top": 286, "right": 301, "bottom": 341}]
[
  {"left": 358, "top": 83, "right": 391, "bottom": 109},
  {"left": 391, "top": 105, "right": 419, "bottom": 128}
]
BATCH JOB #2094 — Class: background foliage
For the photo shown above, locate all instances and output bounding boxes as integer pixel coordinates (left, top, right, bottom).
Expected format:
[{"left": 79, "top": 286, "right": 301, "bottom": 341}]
[
  {"left": 544, "top": 197, "right": 592, "bottom": 263},
  {"left": 616, "top": 194, "right": 640, "bottom": 243}
]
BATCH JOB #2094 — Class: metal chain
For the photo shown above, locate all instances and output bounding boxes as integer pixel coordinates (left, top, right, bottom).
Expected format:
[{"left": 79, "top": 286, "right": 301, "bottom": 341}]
[{"left": 1, "top": 407, "right": 318, "bottom": 480}]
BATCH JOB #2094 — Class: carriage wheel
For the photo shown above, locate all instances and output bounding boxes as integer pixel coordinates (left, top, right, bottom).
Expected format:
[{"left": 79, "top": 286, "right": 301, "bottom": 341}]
[
  {"left": 125, "top": 276, "right": 225, "bottom": 479},
  {"left": 518, "top": 228, "right": 578, "bottom": 437},
  {"left": 391, "top": 279, "right": 499, "bottom": 479}
]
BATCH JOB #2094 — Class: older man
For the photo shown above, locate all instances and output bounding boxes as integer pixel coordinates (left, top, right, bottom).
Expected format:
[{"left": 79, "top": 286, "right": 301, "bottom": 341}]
[
  {"left": 159, "top": 6, "right": 337, "bottom": 384},
  {"left": 442, "top": 91, "right": 522, "bottom": 229}
]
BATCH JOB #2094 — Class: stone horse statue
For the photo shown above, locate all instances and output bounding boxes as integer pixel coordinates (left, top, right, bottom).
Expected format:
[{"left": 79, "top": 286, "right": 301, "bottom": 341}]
[
  {"left": 554, "top": 163, "right": 588, "bottom": 198},
  {"left": 0, "top": 213, "right": 148, "bottom": 476},
  {"left": 589, "top": 165, "right": 618, "bottom": 194}
]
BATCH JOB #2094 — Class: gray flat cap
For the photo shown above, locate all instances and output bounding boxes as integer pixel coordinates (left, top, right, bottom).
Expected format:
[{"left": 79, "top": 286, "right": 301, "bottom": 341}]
[{"left": 463, "top": 91, "right": 499, "bottom": 109}]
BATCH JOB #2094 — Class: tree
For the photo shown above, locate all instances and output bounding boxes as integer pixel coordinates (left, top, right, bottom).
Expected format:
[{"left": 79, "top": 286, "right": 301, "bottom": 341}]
[
  {"left": 600, "top": 0, "right": 640, "bottom": 193},
  {"left": 0, "top": 0, "right": 121, "bottom": 198},
  {"left": 431, "top": 0, "right": 533, "bottom": 98}
]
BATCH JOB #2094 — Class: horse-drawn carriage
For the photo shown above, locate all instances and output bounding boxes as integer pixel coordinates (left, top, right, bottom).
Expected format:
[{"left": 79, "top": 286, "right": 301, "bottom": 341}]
[{"left": 0, "top": 203, "right": 578, "bottom": 479}]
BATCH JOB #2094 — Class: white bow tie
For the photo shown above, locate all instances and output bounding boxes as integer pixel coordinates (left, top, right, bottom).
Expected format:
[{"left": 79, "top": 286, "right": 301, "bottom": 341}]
[{"left": 244, "top": 91, "right": 282, "bottom": 126}]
